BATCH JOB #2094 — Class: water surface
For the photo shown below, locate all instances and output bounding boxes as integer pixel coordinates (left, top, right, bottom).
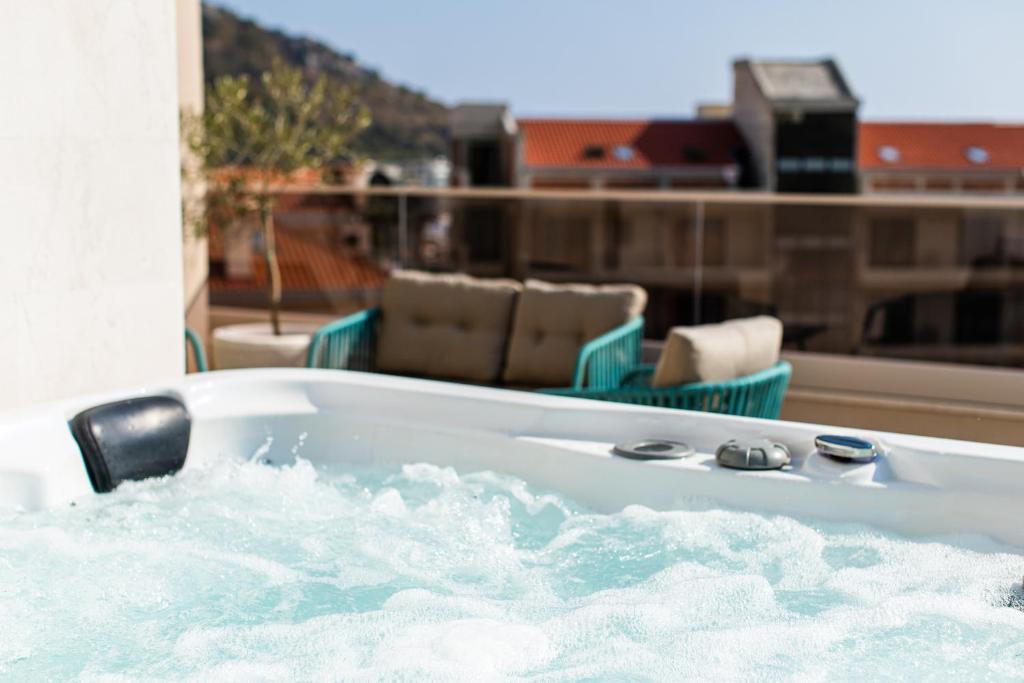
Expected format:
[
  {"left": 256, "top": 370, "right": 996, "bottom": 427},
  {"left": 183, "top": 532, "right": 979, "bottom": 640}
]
[{"left": 1, "top": 455, "right": 1022, "bottom": 681}]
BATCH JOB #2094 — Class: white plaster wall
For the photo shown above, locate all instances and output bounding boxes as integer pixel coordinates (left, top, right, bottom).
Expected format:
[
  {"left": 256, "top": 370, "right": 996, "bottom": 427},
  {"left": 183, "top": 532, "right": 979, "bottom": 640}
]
[
  {"left": 0, "top": 2, "right": 184, "bottom": 409},
  {"left": 178, "top": 0, "right": 208, "bottom": 316}
]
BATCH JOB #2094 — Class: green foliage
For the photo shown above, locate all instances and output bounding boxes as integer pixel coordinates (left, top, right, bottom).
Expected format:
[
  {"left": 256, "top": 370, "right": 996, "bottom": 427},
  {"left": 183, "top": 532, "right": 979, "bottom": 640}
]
[
  {"left": 191, "top": 58, "right": 369, "bottom": 189},
  {"left": 202, "top": 4, "right": 448, "bottom": 160},
  {"left": 182, "top": 59, "right": 371, "bottom": 333},
  {"left": 183, "top": 58, "right": 370, "bottom": 233}
]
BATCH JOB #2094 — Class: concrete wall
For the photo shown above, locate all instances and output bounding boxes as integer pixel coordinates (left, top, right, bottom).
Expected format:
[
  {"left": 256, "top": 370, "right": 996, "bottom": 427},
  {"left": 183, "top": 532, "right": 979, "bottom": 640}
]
[
  {"left": 731, "top": 63, "right": 775, "bottom": 191},
  {"left": 177, "top": 0, "right": 209, "bottom": 366},
  {"left": 780, "top": 351, "right": 1024, "bottom": 446},
  {"left": 0, "top": 2, "right": 184, "bottom": 409}
]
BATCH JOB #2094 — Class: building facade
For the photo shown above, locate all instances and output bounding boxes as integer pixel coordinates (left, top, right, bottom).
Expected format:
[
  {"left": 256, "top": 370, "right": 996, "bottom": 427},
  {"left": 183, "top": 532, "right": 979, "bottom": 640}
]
[{"left": 446, "top": 59, "right": 1024, "bottom": 362}]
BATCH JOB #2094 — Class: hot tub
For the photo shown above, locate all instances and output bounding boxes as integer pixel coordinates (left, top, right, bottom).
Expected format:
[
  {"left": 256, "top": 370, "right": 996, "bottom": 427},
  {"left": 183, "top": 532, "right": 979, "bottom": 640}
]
[{"left": 2, "top": 368, "right": 1023, "bottom": 679}]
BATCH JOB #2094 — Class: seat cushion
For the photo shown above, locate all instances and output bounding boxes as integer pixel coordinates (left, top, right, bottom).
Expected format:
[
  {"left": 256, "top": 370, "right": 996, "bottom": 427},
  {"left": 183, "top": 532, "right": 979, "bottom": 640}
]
[
  {"left": 503, "top": 279, "right": 647, "bottom": 387},
  {"left": 652, "top": 315, "right": 783, "bottom": 387},
  {"left": 376, "top": 270, "right": 521, "bottom": 383}
]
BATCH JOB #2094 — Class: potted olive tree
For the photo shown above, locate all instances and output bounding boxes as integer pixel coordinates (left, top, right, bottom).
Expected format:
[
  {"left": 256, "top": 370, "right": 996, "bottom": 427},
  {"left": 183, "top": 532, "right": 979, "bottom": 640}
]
[{"left": 186, "top": 60, "right": 369, "bottom": 368}]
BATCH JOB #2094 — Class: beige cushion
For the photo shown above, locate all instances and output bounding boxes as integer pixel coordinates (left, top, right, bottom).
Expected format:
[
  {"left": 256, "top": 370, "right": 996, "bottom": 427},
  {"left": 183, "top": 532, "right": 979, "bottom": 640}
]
[
  {"left": 376, "top": 270, "right": 521, "bottom": 383},
  {"left": 503, "top": 279, "right": 647, "bottom": 387},
  {"left": 651, "top": 315, "right": 783, "bottom": 387},
  {"left": 652, "top": 323, "right": 747, "bottom": 387},
  {"left": 729, "top": 316, "right": 783, "bottom": 376}
]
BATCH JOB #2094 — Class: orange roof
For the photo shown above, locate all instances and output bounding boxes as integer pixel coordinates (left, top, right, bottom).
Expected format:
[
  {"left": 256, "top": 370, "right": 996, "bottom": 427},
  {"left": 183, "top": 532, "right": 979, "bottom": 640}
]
[
  {"left": 518, "top": 119, "right": 743, "bottom": 169},
  {"left": 209, "top": 226, "right": 387, "bottom": 295},
  {"left": 858, "top": 122, "right": 1024, "bottom": 171}
]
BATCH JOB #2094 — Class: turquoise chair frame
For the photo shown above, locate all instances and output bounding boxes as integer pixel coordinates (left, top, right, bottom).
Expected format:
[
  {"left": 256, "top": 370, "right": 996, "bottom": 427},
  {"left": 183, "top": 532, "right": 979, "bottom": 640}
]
[
  {"left": 541, "top": 361, "right": 792, "bottom": 419},
  {"left": 185, "top": 328, "right": 208, "bottom": 373},
  {"left": 306, "top": 308, "right": 643, "bottom": 391}
]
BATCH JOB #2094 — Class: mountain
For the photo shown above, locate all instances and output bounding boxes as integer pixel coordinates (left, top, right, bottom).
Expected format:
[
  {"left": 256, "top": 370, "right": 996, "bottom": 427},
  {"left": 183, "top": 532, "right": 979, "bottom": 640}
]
[{"left": 201, "top": 4, "right": 450, "bottom": 161}]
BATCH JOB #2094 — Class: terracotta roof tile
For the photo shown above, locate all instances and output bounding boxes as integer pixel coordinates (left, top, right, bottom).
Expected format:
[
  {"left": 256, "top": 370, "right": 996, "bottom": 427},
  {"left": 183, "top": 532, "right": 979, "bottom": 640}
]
[
  {"left": 209, "top": 225, "right": 387, "bottom": 294},
  {"left": 858, "top": 122, "right": 1024, "bottom": 171},
  {"left": 518, "top": 119, "right": 743, "bottom": 169}
]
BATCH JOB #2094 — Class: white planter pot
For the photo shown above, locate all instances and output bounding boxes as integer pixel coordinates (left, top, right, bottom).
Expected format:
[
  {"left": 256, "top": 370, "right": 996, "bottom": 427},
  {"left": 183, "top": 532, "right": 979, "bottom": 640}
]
[{"left": 212, "top": 322, "right": 317, "bottom": 370}]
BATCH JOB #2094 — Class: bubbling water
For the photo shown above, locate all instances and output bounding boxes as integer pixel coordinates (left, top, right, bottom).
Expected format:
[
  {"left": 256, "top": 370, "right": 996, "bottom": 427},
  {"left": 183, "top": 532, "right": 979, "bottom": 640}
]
[{"left": 1, "top": 455, "right": 1023, "bottom": 681}]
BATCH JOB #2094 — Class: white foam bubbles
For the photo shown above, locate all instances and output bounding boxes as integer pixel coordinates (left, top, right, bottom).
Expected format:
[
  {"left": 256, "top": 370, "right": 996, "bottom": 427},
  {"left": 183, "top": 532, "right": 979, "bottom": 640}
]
[{"left": 1, "top": 457, "right": 1023, "bottom": 679}]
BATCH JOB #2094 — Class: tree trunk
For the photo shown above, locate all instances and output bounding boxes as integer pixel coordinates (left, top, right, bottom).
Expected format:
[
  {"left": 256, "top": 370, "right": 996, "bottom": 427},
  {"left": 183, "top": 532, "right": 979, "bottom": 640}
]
[{"left": 261, "top": 206, "right": 283, "bottom": 335}]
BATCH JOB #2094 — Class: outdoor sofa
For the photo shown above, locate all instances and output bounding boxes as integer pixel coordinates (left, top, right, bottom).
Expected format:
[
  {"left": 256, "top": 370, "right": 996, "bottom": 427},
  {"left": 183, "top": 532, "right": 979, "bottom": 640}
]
[
  {"left": 306, "top": 270, "right": 791, "bottom": 418},
  {"left": 306, "top": 270, "right": 646, "bottom": 391}
]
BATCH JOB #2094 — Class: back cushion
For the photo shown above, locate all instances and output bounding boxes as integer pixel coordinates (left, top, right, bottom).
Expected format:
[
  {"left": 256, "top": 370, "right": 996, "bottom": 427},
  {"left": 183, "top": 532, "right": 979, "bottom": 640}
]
[
  {"left": 651, "top": 324, "right": 747, "bottom": 387},
  {"left": 503, "top": 280, "right": 647, "bottom": 387},
  {"left": 729, "top": 316, "right": 783, "bottom": 376},
  {"left": 376, "top": 270, "right": 521, "bottom": 383},
  {"left": 651, "top": 315, "right": 783, "bottom": 387}
]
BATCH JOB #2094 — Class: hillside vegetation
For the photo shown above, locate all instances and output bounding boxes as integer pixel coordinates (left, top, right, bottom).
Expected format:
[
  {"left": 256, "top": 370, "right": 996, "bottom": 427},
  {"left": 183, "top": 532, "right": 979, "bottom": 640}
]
[{"left": 202, "top": 4, "right": 450, "bottom": 161}]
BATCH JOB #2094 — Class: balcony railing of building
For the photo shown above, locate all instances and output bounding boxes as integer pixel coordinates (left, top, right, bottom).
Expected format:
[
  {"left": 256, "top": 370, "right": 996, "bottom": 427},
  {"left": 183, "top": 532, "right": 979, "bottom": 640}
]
[{"left": 212, "top": 185, "right": 1024, "bottom": 444}]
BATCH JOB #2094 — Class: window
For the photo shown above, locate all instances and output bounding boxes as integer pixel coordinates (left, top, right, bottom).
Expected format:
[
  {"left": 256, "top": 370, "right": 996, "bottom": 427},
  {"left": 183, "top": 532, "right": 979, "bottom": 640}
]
[
  {"left": 877, "top": 145, "right": 901, "bottom": 163},
  {"left": 683, "top": 145, "right": 707, "bottom": 163},
  {"left": 870, "top": 217, "right": 915, "bottom": 267},
  {"left": 777, "top": 157, "right": 801, "bottom": 173},
  {"left": 964, "top": 146, "right": 990, "bottom": 165},
  {"left": 612, "top": 145, "right": 634, "bottom": 162},
  {"left": 583, "top": 145, "right": 605, "bottom": 160},
  {"left": 777, "top": 157, "right": 853, "bottom": 174},
  {"left": 829, "top": 157, "right": 854, "bottom": 172},
  {"left": 774, "top": 111, "right": 857, "bottom": 192},
  {"left": 961, "top": 212, "right": 1008, "bottom": 267},
  {"left": 467, "top": 141, "right": 501, "bottom": 186},
  {"left": 803, "top": 157, "right": 825, "bottom": 172}
]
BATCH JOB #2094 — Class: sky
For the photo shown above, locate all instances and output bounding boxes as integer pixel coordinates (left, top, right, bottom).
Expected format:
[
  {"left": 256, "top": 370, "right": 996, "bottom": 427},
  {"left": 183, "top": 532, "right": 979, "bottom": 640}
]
[{"left": 217, "top": 0, "right": 1024, "bottom": 122}]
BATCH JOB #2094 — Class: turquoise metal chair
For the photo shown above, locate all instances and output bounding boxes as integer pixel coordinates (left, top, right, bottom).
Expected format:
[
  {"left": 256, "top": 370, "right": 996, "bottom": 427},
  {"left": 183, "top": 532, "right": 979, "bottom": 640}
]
[
  {"left": 541, "top": 361, "right": 792, "bottom": 419},
  {"left": 568, "top": 316, "right": 645, "bottom": 390},
  {"left": 185, "top": 327, "right": 208, "bottom": 373},
  {"left": 306, "top": 308, "right": 643, "bottom": 391}
]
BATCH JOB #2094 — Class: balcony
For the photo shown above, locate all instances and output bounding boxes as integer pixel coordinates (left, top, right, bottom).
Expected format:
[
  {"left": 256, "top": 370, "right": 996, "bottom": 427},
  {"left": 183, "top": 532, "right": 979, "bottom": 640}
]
[{"left": 204, "top": 184, "right": 1024, "bottom": 446}]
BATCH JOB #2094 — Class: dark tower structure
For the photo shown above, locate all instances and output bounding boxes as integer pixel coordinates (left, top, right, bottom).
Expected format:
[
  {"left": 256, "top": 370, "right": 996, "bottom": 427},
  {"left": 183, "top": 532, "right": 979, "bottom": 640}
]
[{"left": 732, "top": 59, "right": 860, "bottom": 193}]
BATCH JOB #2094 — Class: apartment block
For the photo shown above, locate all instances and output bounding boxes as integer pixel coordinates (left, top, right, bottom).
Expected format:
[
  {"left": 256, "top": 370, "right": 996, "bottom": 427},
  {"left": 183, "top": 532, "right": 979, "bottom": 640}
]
[{"left": 448, "top": 58, "right": 1024, "bottom": 361}]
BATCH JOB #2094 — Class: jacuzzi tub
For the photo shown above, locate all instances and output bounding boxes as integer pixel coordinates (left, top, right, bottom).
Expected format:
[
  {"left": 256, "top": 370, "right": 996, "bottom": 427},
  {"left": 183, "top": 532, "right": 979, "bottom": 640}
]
[
  {"left": 2, "top": 368, "right": 1024, "bottom": 679},
  {"left": 5, "top": 368, "right": 1024, "bottom": 544}
]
